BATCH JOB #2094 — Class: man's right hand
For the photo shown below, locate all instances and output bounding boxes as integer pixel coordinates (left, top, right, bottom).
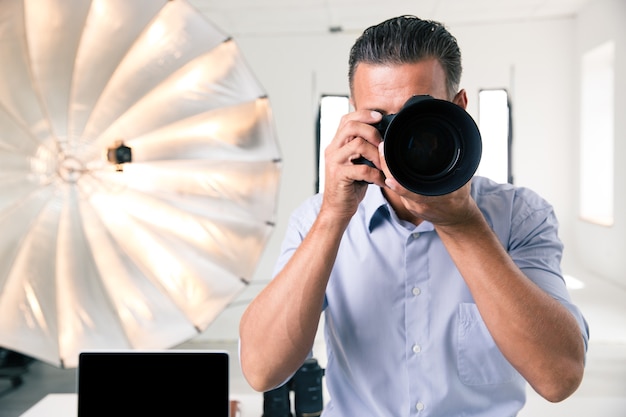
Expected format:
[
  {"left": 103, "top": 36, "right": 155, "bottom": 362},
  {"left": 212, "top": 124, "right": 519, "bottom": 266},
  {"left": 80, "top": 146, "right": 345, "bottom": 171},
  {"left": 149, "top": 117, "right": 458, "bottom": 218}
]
[{"left": 321, "top": 109, "right": 386, "bottom": 221}]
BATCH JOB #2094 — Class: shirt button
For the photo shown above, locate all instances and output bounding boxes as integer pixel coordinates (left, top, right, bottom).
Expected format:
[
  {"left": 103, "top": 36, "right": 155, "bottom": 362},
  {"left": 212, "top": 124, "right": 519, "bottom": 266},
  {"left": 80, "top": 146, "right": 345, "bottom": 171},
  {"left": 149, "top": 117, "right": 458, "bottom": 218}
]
[
  {"left": 412, "top": 232, "right": 421, "bottom": 239},
  {"left": 412, "top": 287, "right": 421, "bottom": 296},
  {"left": 416, "top": 402, "right": 425, "bottom": 411},
  {"left": 412, "top": 344, "right": 422, "bottom": 354}
]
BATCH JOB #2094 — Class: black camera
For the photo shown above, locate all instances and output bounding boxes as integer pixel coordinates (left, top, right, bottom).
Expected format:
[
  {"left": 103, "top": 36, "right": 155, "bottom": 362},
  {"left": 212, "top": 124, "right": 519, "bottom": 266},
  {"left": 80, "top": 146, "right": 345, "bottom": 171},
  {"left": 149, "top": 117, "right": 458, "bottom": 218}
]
[
  {"left": 355, "top": 95, "right": 482, "bottom": 196},
  {"left": 262, "top": 358, "right": 325, "bottom": 417}
]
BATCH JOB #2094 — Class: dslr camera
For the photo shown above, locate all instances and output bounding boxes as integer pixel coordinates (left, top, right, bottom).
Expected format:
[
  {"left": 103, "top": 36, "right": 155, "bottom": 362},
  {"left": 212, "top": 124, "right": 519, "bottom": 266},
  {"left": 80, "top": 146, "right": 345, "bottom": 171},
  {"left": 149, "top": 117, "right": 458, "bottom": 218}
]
[{"left": 355, "top": 95, "right": 482, "bottom": 196}]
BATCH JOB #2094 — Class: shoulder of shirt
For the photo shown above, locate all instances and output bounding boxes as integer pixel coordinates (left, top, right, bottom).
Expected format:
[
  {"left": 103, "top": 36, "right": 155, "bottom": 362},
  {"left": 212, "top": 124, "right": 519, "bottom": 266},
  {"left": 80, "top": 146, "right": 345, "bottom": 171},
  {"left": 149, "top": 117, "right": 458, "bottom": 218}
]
[
  {"left": 287, "top": 192, "right": 324, "bottom": 229},
  {"left": 292, "top": 186, "right": 384, "bottom": 216},
  {"left": 471, "top": 176, "right": 558, "bottom": 235},
  {"left": 288, "top": 188, "right": 385, "bottom": 232},
  {"left": 472, "top": 176, "right": 552, "bottom": 209}
]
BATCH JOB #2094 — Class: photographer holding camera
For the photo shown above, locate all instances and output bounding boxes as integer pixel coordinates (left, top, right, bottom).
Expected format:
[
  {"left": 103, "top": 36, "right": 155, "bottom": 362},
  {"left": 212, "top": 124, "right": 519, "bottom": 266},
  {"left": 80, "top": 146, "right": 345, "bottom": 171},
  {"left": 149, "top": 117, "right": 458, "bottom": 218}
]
[{"left": 240, "top": 15, "right": 588, "bottom": 416}]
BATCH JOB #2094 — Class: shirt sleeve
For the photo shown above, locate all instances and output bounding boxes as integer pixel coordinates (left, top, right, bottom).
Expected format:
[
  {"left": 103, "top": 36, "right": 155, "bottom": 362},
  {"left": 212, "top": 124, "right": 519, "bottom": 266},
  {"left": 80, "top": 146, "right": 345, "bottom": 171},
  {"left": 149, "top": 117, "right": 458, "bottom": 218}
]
[
  {"left": 271, "top": 194, "right": 321, "bottom": 278},
  {"left": 507, "top": 187, "right": 590, "bottom": 352}
]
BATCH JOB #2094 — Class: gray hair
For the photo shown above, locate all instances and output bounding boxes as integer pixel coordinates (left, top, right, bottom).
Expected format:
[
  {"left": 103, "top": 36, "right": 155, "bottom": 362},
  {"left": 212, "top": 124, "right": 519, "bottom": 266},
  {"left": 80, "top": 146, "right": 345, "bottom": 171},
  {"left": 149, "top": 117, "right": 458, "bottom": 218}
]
[{"left": 348, "top": 15, "right": 462, "bottom": 100}]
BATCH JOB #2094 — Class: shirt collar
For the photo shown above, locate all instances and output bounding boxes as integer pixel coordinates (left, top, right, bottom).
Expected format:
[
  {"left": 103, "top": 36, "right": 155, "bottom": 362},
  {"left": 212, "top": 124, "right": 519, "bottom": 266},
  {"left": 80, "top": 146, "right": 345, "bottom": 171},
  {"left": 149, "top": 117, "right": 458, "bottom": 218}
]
[
  {"left": 363, "top": 184, "right": 435, "bottom": 233},
  {"left": 364, "top": 187, "right": 390, "bottom": 232}
]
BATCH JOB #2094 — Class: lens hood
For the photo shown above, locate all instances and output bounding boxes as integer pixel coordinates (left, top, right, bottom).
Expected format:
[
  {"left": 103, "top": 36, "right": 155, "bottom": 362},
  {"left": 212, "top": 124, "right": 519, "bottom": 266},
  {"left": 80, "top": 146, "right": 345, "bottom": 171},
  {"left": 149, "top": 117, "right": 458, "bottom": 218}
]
[{"left": 382, "top": 95, "right": 482, "bottom": 196}]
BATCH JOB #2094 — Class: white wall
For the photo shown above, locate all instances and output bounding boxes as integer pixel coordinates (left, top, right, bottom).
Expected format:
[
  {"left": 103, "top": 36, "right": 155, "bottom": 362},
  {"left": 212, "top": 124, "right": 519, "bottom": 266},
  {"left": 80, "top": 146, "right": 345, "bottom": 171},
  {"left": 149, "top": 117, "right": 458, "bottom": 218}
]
[{"left": 573, "top": 0, "right": 626, "bottom": 286}]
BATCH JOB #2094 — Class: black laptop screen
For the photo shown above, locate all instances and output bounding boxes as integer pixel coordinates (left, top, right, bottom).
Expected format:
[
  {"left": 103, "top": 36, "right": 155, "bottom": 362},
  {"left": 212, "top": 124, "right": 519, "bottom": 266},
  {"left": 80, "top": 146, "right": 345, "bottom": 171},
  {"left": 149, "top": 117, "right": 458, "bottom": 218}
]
[{"left": 77, "top": 351, "right": 229, "bottom": 417}]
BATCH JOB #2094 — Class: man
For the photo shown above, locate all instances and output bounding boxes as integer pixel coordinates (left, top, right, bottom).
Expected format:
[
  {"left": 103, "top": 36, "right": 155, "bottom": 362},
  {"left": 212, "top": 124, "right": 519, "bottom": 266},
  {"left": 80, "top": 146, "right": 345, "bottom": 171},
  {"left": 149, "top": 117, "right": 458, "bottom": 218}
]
[{"left": 239, "top": 15, "right": 588, "bottom": 416}]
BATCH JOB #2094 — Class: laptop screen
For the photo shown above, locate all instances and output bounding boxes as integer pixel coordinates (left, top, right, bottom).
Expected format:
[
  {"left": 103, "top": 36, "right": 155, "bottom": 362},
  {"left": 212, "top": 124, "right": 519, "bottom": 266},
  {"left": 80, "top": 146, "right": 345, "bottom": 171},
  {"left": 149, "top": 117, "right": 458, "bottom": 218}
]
[{"left": 77, "top": 350, "right": 229, "bottom": 417}]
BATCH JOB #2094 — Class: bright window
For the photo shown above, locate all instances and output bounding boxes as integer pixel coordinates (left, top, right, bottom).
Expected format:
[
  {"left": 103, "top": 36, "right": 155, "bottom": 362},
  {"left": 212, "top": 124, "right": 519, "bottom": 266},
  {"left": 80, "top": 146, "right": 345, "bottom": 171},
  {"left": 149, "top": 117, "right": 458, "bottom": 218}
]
[
  {"left": 317, "top": 95, "right": 350, "bottom": 192},
  {"left": 477, "top": 89, "right": 512, "bottom": 184},
  {"left": 580, "top": 41, "right": 614, "bottom": 226}
]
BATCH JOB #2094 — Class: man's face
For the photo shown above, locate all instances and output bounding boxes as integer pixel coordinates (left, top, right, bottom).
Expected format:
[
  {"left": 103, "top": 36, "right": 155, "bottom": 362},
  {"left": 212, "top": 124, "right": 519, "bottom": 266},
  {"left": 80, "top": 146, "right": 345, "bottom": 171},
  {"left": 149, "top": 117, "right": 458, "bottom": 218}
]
[{"left": 351, "top": 59, "right": 454, "bottom": 115}]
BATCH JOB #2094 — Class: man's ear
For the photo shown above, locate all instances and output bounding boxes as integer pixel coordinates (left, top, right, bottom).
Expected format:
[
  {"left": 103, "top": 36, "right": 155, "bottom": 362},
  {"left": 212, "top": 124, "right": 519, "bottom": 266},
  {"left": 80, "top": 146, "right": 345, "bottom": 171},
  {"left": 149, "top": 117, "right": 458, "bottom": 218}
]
[{"left": 453, "top": 89, "right": 468, "bottom": 109}]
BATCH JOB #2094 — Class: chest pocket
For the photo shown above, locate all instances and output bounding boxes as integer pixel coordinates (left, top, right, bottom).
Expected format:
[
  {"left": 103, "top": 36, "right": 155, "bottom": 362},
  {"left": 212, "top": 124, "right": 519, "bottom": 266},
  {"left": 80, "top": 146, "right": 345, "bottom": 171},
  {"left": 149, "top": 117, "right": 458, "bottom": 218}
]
[{"left": 457, "top": 303, "right": 517, "bottom": 385}]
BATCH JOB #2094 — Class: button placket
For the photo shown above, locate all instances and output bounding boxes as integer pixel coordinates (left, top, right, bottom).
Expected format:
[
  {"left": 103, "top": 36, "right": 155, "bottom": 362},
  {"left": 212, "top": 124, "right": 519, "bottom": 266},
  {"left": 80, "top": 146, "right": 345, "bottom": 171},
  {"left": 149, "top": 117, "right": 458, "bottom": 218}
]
[{"left": 405, "top": 227, "right": 430, "bottom": 417}]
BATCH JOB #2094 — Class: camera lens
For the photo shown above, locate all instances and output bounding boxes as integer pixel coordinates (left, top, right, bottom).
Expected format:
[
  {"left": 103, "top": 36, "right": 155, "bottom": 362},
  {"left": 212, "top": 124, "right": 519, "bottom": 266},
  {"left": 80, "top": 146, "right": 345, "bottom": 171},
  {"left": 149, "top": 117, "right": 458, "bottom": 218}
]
[
  {"left": 262, "top": 358, "right": 325, "bottom": 417},
  {"left": 292, "top": 359, "right": 325, "bottom": 417},
  {"left": 383, "top": 95, "right": 481, "bottom": 196},
  {"left": 262, "top": 384, "right": 292, "bottom": 417}
]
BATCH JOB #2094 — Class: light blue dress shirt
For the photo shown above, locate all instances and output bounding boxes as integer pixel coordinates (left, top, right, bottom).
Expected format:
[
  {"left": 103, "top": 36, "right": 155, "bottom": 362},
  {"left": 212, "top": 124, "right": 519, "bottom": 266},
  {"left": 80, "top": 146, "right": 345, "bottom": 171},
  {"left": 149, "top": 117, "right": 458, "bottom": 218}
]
[{"left": 272, "top": 176, "right": 589, "bottom": 417}]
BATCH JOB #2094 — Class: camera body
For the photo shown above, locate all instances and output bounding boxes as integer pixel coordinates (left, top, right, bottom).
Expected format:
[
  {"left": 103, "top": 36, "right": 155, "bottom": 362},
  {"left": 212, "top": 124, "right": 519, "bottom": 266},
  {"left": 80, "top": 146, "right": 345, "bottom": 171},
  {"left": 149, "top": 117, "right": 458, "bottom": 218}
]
[{"left": 355, "top": 95, "right": 482, "bottom": 196}]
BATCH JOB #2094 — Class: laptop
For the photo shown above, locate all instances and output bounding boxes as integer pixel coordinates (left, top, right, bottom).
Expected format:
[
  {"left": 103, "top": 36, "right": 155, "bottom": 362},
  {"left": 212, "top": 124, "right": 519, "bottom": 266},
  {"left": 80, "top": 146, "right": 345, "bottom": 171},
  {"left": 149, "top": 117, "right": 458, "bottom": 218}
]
[{"left": 77, "top": 350, "right": 229, "bottom": 417}]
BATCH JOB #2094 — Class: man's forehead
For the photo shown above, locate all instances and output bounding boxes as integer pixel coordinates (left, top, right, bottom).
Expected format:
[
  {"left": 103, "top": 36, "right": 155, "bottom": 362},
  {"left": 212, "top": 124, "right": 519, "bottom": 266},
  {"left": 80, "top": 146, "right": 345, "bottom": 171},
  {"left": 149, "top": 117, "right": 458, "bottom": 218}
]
[{"left": 351, "top": 60, "right": 449, "bottom": 109}]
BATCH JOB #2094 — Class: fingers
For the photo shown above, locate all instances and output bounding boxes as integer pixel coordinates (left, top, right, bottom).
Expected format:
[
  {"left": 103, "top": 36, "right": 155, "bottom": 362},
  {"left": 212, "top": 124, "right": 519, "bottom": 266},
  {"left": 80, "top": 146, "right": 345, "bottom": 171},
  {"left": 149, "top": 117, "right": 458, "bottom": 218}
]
[
  {"left": 324, "top": 109, "right": 385, "bottom": 185},
  {"left": 378, "top": 141, "right": 407, "bottom": 194},
  {"left": 335, "top": 109, "right": 382, "bottom": 142},
  {"left": 332, "top": 110, "right": 382, "bottom": 153}
]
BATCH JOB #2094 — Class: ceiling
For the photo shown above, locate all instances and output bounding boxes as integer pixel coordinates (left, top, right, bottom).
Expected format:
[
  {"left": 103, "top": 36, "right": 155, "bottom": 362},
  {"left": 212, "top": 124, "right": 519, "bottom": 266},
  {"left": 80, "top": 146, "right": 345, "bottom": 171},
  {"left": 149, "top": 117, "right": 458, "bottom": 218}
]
[{"left": 188, "top": 0, "right": 592, "bottom": 36}]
